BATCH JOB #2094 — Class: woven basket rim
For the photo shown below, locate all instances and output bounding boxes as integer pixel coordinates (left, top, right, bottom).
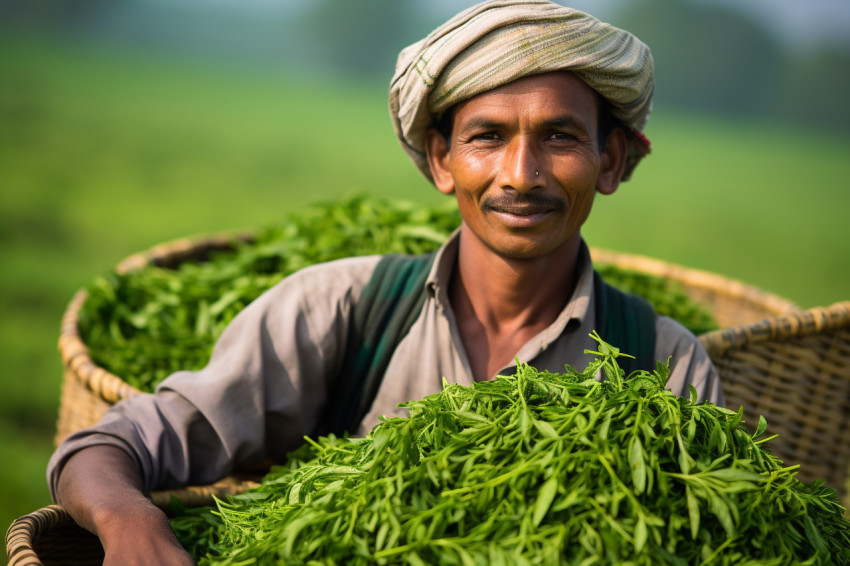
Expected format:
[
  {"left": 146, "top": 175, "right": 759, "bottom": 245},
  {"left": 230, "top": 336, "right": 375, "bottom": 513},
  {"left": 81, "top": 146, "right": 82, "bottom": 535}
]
[
  {"left": 57, "top": 231, "right": 255, "bottom": 404},
  {"left": 5, "top": 504, "right": 68, "bottom": 566},
  {"left": 699, "top": 300, "right": 850, "bottom": 357},
  {"left": 589, "top": 247, "right": 799, "bottom": 315},
  {"left": 112, "top": 231, "right": 256, "bottom": 274}
]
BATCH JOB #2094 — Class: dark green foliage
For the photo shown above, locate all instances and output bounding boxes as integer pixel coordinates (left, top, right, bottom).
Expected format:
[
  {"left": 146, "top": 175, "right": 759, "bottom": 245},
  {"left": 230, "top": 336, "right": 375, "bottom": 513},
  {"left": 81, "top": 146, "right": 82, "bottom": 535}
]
[
  {"left": 595, "top": 264, "right": 717, "bottom": 335},
  {"left": 171, "top": 337, "right": 850, "bottom": 564},
  {"left": 77, "top": 194, "right": 716, "bottom": 392}
]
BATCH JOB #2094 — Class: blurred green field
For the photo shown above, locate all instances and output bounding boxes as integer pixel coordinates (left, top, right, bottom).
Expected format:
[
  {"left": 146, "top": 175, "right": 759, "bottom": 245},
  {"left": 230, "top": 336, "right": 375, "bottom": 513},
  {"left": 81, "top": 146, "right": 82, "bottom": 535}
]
[{"left": 1, "top": 33, "right": 849, "bottom": 542}]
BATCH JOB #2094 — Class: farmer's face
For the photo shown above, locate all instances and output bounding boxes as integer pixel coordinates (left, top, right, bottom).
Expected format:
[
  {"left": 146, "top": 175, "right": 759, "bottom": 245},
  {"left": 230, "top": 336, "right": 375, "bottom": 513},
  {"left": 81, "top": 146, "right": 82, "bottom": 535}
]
[{"left": 425, "top": 72, "right": 624, "bottom": 260}]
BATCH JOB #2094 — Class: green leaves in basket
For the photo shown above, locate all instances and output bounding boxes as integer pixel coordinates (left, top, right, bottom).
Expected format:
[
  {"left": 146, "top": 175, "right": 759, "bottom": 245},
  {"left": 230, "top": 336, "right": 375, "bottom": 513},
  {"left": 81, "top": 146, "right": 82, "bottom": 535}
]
[
  {"left": 78, "top": 194, "right": 716, "bottom": 393},
  {"left": 77, "top": 195, "right": 461, "bottom": 391},
  {"left": 168, "top": 337, "right": 850, "bottom": 565},
  {"left": 595, "top": 264, "right": 718, "bottom": 335}
]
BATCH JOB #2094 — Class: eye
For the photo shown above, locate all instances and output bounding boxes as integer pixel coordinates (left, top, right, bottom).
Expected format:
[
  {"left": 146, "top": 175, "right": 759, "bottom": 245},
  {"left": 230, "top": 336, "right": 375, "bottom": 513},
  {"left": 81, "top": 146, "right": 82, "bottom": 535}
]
[
  {"left": 547, "top": 131, "right": 578, "bottom": 142},
  {"left": 472, "top": 131, "right": 502, "bottom": 142}
]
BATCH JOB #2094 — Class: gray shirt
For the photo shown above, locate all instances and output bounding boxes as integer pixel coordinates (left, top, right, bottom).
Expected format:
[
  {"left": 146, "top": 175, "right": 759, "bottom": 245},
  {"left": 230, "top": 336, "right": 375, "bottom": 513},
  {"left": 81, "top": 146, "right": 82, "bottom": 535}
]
[{"left": 48, "top": 234, "right": 723, "bottom": 499}]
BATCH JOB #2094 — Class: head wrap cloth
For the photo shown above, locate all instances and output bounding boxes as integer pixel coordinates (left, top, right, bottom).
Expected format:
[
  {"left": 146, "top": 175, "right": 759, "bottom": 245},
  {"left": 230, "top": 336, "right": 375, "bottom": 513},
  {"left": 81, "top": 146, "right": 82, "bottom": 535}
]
[{"left": 390, "top": 0, "right": 654, "bottom": 182}]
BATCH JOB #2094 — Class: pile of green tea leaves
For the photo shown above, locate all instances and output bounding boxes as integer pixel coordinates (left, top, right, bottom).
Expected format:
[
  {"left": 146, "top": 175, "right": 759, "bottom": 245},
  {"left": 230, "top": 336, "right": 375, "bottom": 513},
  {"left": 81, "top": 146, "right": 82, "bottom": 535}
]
[
  {"left": 170, "top": 336, "right": 850, "bottom": 565},
  {"left": 78, "top": 194, "right": 717, "bottom": 393}
]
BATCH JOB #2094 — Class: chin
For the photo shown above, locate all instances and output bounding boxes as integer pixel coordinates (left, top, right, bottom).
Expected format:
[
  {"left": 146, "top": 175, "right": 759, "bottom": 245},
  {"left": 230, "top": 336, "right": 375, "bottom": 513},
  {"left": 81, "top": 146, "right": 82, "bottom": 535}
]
[{"left": 487, "top": 235, "right": 566, "bottom": 261}]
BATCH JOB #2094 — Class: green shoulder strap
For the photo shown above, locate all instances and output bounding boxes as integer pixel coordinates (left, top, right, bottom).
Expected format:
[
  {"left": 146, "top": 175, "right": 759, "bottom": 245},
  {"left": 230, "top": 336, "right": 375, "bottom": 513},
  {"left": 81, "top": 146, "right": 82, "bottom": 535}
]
[
  {"left": 592, "top": 270, "right": 657, "bottom": 374},
  {"left": 321, "top": 252, "right": 437, "bottom": 436}
]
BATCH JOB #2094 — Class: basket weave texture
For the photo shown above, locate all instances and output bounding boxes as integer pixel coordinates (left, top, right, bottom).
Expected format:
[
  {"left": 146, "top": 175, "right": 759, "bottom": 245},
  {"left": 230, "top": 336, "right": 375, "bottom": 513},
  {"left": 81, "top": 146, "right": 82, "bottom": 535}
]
[
  {"left": 6, "top": 505, "right": 101, "bottom": 566},
  {"left": 700, "top": 301, "right": 850, "bottom": 502}
]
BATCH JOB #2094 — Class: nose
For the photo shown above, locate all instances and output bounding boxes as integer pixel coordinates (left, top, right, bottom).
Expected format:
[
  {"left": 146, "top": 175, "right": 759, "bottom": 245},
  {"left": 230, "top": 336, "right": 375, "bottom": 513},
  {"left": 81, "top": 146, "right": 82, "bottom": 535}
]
[{"left": 498, "top": 136, "right": 542, "bottom": 193}]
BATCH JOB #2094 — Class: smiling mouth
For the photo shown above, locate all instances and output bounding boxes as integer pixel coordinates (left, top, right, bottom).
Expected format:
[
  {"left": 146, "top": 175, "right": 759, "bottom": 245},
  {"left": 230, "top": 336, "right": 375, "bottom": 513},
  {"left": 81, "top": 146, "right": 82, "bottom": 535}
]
[
  {"left": 483, "top": 195, "right": 566, "bottom": 217},
  {"left": 489, "top": 206, "right": 554, "bottom": 216}
]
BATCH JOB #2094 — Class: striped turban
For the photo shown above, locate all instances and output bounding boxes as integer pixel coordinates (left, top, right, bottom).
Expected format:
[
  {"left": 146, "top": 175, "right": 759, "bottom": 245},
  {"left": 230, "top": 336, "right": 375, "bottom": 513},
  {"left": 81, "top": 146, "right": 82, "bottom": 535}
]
[{"left": 389, "top": 0, "right": 654, "bottom": 183}]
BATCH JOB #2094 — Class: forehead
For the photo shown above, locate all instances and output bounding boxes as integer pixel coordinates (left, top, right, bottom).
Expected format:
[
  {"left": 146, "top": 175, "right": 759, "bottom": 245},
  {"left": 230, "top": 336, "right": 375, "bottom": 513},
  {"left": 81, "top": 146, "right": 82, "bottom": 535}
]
[{"left": 451, "top": 71, "right": 601, "bottom": 126}]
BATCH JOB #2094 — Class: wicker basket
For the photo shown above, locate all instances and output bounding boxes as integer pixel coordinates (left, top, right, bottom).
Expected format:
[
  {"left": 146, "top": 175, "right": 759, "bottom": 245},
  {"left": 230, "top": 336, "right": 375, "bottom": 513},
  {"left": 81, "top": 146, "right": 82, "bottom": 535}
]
[
  {"left": 55, "top": 236, "right": 800, "bottom": 445},
  {"left": 6, "top": 505, "right": 101, "bottom": 566},
  {"left": 18, "top": 233, "right": 842, "bottom": 564},
  {"left": 700, "top": 301, "right": 850, "bottom": 504}
]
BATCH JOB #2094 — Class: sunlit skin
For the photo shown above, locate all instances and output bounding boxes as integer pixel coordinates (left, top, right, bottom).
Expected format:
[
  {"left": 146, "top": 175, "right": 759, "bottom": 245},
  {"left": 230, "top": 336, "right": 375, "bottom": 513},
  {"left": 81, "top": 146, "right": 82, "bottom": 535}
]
[{"left": 425, "top": 71, "right": 628, "bottom": 380}]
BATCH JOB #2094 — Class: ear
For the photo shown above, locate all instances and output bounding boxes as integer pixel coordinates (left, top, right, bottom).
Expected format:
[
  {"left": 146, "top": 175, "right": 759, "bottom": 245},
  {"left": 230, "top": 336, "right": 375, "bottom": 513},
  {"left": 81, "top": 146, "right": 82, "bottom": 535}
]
[
  {"left": 596, "top": 127, "right": 628, "bottom": 196},
  {"left": 424, "top": 128, "right": 455, "bottom": 195}
]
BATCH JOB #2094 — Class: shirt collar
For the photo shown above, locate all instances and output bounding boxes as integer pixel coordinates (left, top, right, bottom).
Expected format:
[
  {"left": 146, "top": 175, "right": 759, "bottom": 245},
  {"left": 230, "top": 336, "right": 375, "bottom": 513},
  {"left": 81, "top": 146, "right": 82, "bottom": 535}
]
[
  {"left": 548, "top": 239, "right": 595, "bottom": 339},
  {"left": 426, "top": 228, "right": 460, "bottom": 311}
]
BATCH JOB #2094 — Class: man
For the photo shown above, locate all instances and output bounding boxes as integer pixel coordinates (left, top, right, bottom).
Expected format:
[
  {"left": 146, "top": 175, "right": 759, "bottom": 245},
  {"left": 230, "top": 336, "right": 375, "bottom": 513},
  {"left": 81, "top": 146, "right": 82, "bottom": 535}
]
[{"left": 48, "top": 1, "right": 723, "bottom": 563}]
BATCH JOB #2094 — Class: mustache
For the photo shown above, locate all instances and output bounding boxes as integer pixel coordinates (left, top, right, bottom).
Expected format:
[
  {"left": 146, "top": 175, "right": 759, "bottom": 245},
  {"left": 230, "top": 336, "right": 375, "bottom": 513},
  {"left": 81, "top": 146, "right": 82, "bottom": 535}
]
[{"left": 482, "top": 193, "right": 567, "bottom": 215}]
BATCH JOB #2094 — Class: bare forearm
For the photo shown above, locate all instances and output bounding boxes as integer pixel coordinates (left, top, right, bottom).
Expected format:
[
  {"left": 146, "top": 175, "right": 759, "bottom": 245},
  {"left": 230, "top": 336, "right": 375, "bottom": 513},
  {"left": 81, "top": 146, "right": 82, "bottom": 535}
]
[
  {"left": 55, "top": 445, "right": 148, "bottom": 531},
  {"left": 55, "top": 445, "right": 193, "bottom": 565}
]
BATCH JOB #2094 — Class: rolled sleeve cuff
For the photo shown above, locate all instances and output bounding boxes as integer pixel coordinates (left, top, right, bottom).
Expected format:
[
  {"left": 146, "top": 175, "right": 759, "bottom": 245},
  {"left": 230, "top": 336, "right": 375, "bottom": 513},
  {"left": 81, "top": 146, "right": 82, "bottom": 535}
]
[{"left": 47, "top": 424, "right": 142, "bottom": 503}]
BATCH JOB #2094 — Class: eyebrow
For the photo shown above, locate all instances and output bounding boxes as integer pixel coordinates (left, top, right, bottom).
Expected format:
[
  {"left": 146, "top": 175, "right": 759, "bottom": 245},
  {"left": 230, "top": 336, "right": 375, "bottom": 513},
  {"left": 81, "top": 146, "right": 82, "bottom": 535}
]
[
  {"left": 542, "top": 116, "right": 589, "bottom": 133},
  {"left": 457, "top": 115, "right": 591, "bottom": 134},
  {"left": 456, "top": 117, "right": 504, "bottom": 132}
]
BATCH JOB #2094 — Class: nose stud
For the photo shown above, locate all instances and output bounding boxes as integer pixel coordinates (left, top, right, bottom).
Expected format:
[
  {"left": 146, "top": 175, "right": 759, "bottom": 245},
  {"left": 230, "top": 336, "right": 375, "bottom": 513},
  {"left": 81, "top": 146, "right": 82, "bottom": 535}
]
[{"left": 535, "top": 171, "right": 539, "bottom": 176}]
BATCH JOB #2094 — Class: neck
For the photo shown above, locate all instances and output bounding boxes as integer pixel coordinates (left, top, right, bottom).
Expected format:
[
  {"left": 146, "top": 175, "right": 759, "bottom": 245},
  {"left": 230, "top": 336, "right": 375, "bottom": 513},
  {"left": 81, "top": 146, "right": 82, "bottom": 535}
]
[{"left": 452, "top": 226, "right": 581, "bottom": 329}]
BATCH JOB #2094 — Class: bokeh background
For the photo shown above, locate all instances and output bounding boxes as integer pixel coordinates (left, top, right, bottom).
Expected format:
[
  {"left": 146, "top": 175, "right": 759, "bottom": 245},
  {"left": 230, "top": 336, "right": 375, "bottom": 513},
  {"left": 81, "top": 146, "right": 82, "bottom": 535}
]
[{"left": 2, "top": 0, "right": 849, "bottom": 548}]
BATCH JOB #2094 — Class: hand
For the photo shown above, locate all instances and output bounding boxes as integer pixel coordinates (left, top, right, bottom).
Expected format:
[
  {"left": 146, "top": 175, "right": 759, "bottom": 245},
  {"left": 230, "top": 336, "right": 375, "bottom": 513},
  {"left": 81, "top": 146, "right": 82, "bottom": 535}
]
[{"left": 97, "top": 499, "right": 195, "bottom": 566}]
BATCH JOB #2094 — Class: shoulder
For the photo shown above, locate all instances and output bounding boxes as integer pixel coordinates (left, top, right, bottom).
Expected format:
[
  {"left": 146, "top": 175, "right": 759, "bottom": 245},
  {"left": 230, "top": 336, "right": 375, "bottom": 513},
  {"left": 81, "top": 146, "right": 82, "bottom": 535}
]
[
  {"left": 653, "top": 315, "right": 703, "bottom": 356},
  {"left": 288, "top": 255, "right": 384, "bottom": 286},
  {"left": 261, "top": 255, "right": 385, "bottom": 306},
  {"left": 654, "top": 315, "right": 725, "bottom": 406},
  {"left": 217, "top": 255, "right": 386, "bottom": 338}
]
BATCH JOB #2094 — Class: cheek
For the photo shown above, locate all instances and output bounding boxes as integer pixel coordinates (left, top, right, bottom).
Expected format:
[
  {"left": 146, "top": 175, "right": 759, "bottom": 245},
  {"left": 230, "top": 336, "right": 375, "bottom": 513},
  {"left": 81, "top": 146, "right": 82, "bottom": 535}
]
[
  {"left": 451, "top": 146, "right": 501, "bottom": 177},
  {"left": 567, "top": 189, "right": 596, "bottom": 229},
  {"left": 570, "top": 175, "right": 597, "bottom": 208},
  {"left": 559, "top": 164, "right": 600, "bottom": 230},
  {"left": 450, "top": 157, "right": 494, "bottom": 208}
]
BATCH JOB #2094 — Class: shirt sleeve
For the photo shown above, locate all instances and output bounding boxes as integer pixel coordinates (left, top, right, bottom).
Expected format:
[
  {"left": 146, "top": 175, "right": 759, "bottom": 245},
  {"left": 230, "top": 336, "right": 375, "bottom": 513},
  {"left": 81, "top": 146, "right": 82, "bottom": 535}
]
[
  {"left": 47, "top": 256, "right": 381, "bottom": 501},
  {"left": 653, "top": 315, "right": 726, "bottom": 407}
]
